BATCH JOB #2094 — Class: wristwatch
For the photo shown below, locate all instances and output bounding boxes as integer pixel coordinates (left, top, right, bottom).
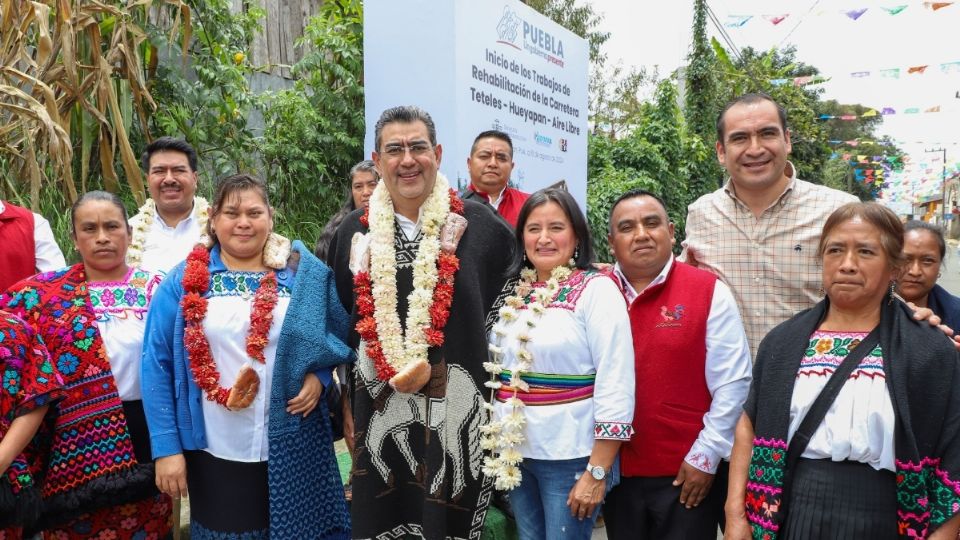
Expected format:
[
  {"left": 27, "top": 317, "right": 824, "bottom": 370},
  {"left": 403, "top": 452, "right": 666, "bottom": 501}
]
[{"left": 586, "top": 463, "right": 606, "bottom": 481}]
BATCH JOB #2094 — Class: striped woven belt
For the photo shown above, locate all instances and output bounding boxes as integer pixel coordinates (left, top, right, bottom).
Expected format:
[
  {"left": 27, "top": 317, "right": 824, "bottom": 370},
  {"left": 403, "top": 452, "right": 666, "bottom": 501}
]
[{"left": 495, "top": 370, "right": 595, "bottom": 406}]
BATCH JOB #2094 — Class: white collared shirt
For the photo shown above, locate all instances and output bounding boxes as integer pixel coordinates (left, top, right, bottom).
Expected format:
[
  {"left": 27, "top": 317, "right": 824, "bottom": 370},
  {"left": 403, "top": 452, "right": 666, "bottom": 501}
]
[
  {"left": 128, "top": 202, "right": 203, "bottom": 274},
  {"left": 0, "top": 200, "right": 66, "bottom": 272},
  {"left": 395, "top": 210, "right": 423, "bottom": 241},
  {"left": 488, "top": 186, "right": 507, "bottom": 211},
  {"left": 613, "top": 257, "right": 753, "bottom": 473}
]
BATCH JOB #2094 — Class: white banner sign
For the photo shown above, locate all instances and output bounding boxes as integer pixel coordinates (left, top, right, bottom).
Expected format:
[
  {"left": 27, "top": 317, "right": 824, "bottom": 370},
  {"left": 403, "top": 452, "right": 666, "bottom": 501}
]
[{"left": 364, "top": 0, "right": 589, "bottom": 209}]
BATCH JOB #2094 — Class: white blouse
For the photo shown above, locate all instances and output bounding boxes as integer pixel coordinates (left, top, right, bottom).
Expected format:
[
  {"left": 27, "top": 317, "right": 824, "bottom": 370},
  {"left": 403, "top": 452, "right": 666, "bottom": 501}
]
[
  {"left": 787, "top": 330, "right": 896, "bottom": 472},
  {"left": 88, "top": 267, "right": 161, "bottom": 401},
  {"left": 200, "top": 271, "right": 291, "bottom": 463},
  {"left": 489, "top": 270, "right": 635, "bottom": 461}
]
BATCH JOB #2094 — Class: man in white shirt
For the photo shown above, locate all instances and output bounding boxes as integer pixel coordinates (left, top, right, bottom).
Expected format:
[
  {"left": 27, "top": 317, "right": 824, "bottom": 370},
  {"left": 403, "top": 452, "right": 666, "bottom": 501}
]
[
  {"left": 0, "top": 199, "right": 66, "bottom": 290},
  {"left": 127, "top": 137, "right": 208, "bottom": 274},
  {"left": 603, "top": 189, "right": 752, "bottom": 540}
]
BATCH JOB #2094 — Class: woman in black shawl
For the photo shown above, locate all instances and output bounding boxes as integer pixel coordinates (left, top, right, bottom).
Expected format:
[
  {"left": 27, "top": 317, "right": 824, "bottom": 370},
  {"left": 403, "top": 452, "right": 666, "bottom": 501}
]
[{"left": 724, "top": 202, "right": 960, "bottom": 540}]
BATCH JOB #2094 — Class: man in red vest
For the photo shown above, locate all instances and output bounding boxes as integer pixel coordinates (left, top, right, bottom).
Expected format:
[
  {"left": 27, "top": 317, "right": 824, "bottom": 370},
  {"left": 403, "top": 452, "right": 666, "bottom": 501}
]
[
  {"left": 460, "top": 130, "right": 529, "bottom": 227},
  {"left": 602, "top": 189, "right": 752, "bottom": 539},
  {"left": 0, "top": 200, "right": 65, "bottom": 291}
]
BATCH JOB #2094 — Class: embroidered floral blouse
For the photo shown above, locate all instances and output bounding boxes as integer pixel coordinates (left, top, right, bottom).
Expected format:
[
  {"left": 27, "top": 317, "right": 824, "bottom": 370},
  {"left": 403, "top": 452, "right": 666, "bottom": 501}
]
[
  {"left": 489, "top": 269, "right": 635, "bottom": 460},
  {"left": 788, "top": 330, "right": 895, "bottom": 471},
  {"left": 200, "top": 270, "right": 292, "bottom": 462},
  {"left": 87, "top": 267, "right": 161, "bottom": 401}
]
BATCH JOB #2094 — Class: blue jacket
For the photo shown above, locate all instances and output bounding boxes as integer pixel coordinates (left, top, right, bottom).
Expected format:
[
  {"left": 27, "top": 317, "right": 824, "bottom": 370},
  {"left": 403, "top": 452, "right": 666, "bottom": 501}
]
[
  {"left": 141, "top": 240, "right": 352, "bottom": 538},
  {"left": 929, "top": 283, "right": 960, "bottom": 332}
]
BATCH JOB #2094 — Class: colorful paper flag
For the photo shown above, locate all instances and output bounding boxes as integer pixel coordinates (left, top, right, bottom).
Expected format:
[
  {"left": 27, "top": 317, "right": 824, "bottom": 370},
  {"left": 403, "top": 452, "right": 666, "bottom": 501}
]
[
  {"left": 840, "top": 115, "right": 858, "bottom": 120},
  {"left": 862, "top": 109, "right": 879, "bottom": 117},
  {"left": 924, "top": 2, "right": 953, "bottom": 10},
  {"left": 844, "top": 8, "right": 869, "bottom": 19},
  {"left": 725, "top": 15, "right": 753, "bottom": 27},
  {"left": 882, "top": 5, "right": 908, "bottom": 15},
  {"left": 882, "top": 107, "right": 896, "bottom": 115},
  {"left": 904, "top": 108, "right": 920, "bottom": 113},
  {"left": 940, "top": 61, "right": 960, "bottom": 73},
  {"left": 925, "top": 105, "right": 941, "bottom": 112},
  {"left": 793, "top": 76, "right": 813, "bottom": 86},
  {"left": 764, "top": 14, "right": 790, "bottom": 25},
  {"left": 851, "top": 71, "right": 871, "bottom": 78},
  {"left": 908, "top": 65, "right": 929, "bottom": 74},
  {"left": 880, "top": 68, "right": 901, "bottom": 79}
]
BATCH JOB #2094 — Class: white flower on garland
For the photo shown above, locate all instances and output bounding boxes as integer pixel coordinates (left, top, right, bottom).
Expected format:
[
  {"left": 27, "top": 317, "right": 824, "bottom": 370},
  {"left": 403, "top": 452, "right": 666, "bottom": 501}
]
[
  {"left": 481, "top": 264, "right": 573, "bottom": 490},
  {"left": 366, "top": 173, "right": 453, "bottom": 375},
  {"left": 127, "top": 197, "right": 209, "bottom": 267}
]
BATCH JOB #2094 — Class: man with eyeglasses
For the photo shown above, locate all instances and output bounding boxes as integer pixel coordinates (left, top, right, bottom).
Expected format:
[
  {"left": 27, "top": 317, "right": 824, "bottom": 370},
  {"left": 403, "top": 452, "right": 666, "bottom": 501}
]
[
  {"left": 461, "top": 130, "right": 529, "bottom": 227},
  {"left": 127, "top": 137, "right": 209, "bottom": 274},
  {"left": 328, "top": 105, "right": 515, "bottom": 539}
]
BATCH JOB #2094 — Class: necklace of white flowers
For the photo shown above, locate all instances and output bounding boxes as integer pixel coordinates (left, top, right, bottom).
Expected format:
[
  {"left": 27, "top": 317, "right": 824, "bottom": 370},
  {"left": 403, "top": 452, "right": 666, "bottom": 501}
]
[
  {"left": 480, "top": 263, "right": 573, "bottom": 490},
  {"left": 127, "top": 197, "right": 210, "bottom": 267}
]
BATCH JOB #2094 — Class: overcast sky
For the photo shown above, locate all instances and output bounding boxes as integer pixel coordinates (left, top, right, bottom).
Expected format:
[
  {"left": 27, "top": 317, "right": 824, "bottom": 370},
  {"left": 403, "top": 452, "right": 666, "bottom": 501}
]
[{"left": 591, "top": 0, "right": 960, "bottom": 151}]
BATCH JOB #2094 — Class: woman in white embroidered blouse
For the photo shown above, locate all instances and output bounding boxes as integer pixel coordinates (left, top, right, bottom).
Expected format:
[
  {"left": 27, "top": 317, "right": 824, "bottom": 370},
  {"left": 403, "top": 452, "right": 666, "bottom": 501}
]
[{"left": 483, "top": 188, "right": 635, "bottom": 540}]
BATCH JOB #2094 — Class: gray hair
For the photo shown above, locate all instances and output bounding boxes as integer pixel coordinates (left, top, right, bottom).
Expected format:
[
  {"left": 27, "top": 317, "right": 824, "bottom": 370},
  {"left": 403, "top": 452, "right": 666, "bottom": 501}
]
[
  {"left": 373, "top": 106, "right": 437, "bottom": 151},
  {"left": 350, "top": 159, "right": 379, "bottom": 181}
]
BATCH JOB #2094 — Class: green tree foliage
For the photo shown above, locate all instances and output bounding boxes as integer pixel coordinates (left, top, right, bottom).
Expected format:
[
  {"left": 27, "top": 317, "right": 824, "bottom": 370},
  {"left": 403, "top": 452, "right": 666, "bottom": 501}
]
[
  {"left": 684, "top": 0, "right": 722, "bottom": 201},
  {"left": 147, "top": 0, "right": 264, "bottom": 183},
  {"left": 259, "top": 0, "right": 365, "bottom": 243},
  {"left": 587, "top": 81, "right": 711, "bottom": 261}
]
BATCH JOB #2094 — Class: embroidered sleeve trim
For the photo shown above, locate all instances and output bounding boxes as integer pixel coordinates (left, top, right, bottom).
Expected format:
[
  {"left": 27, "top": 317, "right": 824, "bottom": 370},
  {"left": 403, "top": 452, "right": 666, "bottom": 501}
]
[{"left": 594, "top": 421, "right": 633, "bottom": 440}]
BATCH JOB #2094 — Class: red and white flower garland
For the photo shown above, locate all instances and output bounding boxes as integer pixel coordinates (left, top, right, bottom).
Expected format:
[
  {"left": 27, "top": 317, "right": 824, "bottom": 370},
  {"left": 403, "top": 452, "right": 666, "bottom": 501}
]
[
  {"left": 181, "top": 245, "right": 279, "bottom": 409},
  {"left": 352, "top": 175, "right": 463, "bottom": 381}
]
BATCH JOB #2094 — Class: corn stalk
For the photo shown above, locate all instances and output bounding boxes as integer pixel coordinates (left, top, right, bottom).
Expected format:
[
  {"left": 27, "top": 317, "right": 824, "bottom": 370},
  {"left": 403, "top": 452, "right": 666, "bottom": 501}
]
[{"left": 0, "top": 0, "right": 191, "bottom": 209}]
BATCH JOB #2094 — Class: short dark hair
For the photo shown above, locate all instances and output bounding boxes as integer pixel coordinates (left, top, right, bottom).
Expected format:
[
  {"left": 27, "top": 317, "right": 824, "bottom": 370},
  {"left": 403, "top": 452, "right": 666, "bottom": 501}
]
[
  {"left": 373, "top": 106, "right": 437, "bottom": 151},
  {"left": 818, "top": 202, "right": 905, "bottom": 269},
  {"left": 904, "top": 220, "right": 946, "bottom": 260},
  {"left": 142, "top": 136, "right": 198, "bottom": 172},
  {"left": 207, "top": 174, "right": 271, "bottom": 245},
  {"left": 716, "top": 92, "right": 788, "bottom": 144},
  {"left": 70, "top": 190, "right": 129, "bottom": 235},
  {"left": 607, "top": 189, "right": 669, "bottom": 235},
  {"left": 508, "top": 188, "right": 595, "bottom": 276},
  {"left": 470, "top": 130, "right": 514, "bottom": 156}
]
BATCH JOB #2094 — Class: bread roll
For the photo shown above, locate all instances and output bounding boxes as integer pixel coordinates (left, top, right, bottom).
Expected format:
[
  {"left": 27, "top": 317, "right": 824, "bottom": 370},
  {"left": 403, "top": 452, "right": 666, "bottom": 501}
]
[
  {"left": 227, "top": 364, "right": 260, "bottom": 410},
  {"left": 388, "top": 360, "right": 431, "bottom": 394}
]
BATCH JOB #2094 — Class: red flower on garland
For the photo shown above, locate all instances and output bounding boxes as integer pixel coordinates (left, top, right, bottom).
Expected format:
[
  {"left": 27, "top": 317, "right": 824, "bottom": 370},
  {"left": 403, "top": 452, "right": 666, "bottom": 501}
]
[
  {"left": 353, "top": 190, "right": 463, "bottom": 381},
  {"left": 180, "top": 245, "right": 280, "bottom": 408}
]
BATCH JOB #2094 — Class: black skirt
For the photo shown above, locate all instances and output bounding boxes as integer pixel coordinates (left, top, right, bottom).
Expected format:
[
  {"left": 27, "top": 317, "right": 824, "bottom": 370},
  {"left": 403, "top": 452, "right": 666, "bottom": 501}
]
[
  {"left": 781, "top": 458, "right": 898, "bottom": 539},
  {"left": 184, "top": 450, "right": 269, "bottom": 539}
]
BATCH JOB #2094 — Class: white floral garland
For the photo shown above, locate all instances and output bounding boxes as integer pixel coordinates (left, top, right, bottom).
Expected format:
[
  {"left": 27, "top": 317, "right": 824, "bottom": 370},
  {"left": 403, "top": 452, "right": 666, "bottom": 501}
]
[
  {"left": 367, "top": 174, "right": 452, "bottom": 374},
  {"left": 127, "top": 197, "right": 209, "bottom": 267},
  {"left": 481, "top": 264, "right": 573, "bottom": 490}
]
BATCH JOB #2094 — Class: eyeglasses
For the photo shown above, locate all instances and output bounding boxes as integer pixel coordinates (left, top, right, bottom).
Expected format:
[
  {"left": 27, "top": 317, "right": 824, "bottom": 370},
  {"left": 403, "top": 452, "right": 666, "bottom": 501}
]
[
  {"left": 380, "top": 142, "right": 433, "bottom": 159},
  {"left": 150, "top": 166, "right": 192, "bottom": 179}
]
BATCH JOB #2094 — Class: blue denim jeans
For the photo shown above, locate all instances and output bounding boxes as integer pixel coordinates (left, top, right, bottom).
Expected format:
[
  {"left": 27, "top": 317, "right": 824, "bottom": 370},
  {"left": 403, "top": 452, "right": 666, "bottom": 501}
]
[{"left": 509, "top": 456, "right": 620, "bottom": 540}]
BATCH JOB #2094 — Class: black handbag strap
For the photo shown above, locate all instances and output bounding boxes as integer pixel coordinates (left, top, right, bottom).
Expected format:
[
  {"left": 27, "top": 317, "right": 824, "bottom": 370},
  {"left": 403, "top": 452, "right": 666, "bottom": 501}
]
[{"left": 779, "top": 327, "right": 881, "bottom": 515}]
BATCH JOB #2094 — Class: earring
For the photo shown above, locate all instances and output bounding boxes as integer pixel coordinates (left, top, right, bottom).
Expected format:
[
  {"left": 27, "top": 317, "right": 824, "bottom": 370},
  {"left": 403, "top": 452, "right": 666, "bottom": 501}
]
[
  {"left": 573, "top": 244, "right": 580, "bottom": 260},
  {"left": 888, "top": 281, "right": 896, "bottom": 304},
  {"left": 818, "top": 285, "right": 824, "bottom": 297}
]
